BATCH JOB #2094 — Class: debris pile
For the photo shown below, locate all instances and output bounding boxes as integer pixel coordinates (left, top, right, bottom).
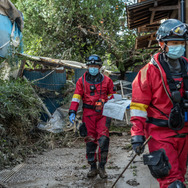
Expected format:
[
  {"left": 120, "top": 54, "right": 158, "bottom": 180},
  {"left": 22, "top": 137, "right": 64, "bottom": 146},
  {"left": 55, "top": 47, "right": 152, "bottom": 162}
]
[
  {"left": 0, "top": 78, "right": 41, "bottom": 170},
  {"left": 0, "top": 78, "right": 77, "bottom": 170}
]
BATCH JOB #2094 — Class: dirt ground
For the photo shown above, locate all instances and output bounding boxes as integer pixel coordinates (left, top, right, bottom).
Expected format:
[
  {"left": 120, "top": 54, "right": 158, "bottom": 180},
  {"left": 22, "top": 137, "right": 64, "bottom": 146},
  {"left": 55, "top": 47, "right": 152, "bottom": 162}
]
[
  {"left": 0, "top": 127, "right": 188, "bottom": 188},
  {"left": 0, "top": 128, "right": 160, "bottom": 188}
]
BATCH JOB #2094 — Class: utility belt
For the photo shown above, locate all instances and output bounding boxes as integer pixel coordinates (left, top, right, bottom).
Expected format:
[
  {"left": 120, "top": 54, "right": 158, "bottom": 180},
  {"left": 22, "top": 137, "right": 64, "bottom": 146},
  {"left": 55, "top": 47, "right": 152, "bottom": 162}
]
[
  {"left": 83, "top": 99, "right": 105, "bottom": 113},
  {"left": 146, "top": 117, "right": 168, "bottom": 127},
  {"left": 147, "top": 117, "right": 188, "bottom": 138},
  {"left": 83, "top": 103, "right": 95, "bottom": 109}
]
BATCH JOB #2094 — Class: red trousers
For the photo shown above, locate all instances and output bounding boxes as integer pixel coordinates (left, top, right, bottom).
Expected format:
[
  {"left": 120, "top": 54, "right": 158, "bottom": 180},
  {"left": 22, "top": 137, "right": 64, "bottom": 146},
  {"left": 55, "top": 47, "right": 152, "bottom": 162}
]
[
  {"left": 148, "top": 136, "right": 188, "bottom": 188},
  {"left": 82, "top": 109, "right": 110, "bottom": 165}
]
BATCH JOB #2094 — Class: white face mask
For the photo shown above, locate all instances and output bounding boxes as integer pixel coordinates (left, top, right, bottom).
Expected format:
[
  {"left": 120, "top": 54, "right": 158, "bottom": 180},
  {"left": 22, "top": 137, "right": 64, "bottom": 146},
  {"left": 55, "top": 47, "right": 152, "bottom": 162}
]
[{"left": 166, "top": 45, "right": 185, "bottom": 59}]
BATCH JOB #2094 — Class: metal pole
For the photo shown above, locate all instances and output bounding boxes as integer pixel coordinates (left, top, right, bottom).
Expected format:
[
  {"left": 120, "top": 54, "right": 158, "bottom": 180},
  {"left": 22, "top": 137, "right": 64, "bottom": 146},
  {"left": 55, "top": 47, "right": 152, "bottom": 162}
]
[
  {"left": 180, "top": 0, "right": 187, "bottom": 57},
  {"left": 111, "top": 135, "right": 152, "bottom": 188},
  {"left": 180, "top": 0, "right": 185, "bottom": 23}
]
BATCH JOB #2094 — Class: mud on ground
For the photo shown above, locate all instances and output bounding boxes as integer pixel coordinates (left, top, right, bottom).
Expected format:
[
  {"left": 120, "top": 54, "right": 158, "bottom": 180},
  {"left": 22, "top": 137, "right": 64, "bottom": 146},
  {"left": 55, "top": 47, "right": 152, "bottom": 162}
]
[
  {"left": 1, "top": 122, "right": 188, "bottom": 188},
  {"left": 0, "top": 128, "right": 161, "bottom": 188}
]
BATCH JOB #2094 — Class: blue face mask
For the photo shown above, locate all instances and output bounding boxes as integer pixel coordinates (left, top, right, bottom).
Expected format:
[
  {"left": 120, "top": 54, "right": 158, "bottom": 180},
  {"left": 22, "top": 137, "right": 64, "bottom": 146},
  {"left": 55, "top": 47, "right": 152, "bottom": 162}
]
[
  {"left": 89, "top": 67, "right": 99, "bottom": 76},
  {"left": 166, "top": 45, "right": 185, "bottom": 59}
]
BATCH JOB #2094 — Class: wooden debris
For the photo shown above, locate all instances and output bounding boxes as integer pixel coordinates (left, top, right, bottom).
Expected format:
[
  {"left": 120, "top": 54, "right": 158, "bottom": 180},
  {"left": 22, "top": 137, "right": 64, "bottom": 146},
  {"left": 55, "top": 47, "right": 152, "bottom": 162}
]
[
  {"left": 17, "top": 53, "right": 87, "bottom": 69},
  {"left": 16, "top": 53, "right": 112, "bottom": 75},
  {"left": 23, "top": 76, "right": 52, "bottom": 118},
  {"left": 16, "top": 59, "right": 26, "bottom": 78}
]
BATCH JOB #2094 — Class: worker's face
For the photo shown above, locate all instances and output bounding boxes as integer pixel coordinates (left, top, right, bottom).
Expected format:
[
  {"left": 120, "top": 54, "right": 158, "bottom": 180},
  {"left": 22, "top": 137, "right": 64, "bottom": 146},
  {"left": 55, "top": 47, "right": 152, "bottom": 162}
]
[{"left": 160, "top": 41, "right": 185, "bottom": 52}]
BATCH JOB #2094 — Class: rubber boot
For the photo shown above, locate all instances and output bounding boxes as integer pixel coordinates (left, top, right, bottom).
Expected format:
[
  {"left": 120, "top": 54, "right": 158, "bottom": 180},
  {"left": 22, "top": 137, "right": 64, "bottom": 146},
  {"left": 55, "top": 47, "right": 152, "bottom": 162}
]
[
  {"left": 87, "top": 162, "right": 98, "bottom": 178},
  {"left": 98, "top": 163, "right": 108, "bottom": 179}
]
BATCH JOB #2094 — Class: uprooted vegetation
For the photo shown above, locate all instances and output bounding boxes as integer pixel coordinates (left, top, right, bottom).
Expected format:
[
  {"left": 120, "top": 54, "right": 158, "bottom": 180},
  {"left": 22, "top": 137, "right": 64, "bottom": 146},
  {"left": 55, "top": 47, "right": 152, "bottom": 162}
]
[
  {"left": 0, "top": 77, "right": 86, "bottom": 170},
  {"left": 0, "top": 78, "right": 42, "bottom": 169}
]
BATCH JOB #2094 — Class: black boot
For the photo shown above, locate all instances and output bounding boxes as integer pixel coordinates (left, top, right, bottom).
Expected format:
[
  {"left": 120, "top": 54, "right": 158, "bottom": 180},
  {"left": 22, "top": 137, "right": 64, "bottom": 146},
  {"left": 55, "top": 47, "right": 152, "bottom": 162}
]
[
  {"left": 98, "top": 163, "right": 108, "bottom": 179},
  {"left": 87, "top": 162, "right": 98, "bottom": 178},
  {"left": 98, "top": 136, "right": 109, "bottom": 179}
]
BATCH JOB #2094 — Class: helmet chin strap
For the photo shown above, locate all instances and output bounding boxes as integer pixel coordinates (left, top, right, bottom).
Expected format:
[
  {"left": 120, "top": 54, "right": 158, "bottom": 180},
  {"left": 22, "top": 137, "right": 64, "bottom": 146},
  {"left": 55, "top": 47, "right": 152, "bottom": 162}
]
[
  {"left": 163, "top": 42, "right": 168, "bottom": 52},
  {"left": 162, "top": 42, "right": 169, "bottom": 62}
]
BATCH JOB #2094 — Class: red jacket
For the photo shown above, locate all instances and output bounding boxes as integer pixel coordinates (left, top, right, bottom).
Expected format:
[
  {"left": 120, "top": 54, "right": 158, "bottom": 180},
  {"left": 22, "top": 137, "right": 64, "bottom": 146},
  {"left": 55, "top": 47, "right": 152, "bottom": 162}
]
[
  {"left": 130, "top": 52, "right": 188, "bottom": 139},
  {"left": 69, "top": 72, "right": 115, "bottom": 115}
]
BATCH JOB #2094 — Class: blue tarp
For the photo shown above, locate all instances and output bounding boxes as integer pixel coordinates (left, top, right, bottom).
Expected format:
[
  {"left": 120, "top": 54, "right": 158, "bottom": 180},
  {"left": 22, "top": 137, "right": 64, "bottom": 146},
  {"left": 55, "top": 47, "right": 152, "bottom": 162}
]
[{"left": 0, "top": 14, "right": 23, "bottom": 58}]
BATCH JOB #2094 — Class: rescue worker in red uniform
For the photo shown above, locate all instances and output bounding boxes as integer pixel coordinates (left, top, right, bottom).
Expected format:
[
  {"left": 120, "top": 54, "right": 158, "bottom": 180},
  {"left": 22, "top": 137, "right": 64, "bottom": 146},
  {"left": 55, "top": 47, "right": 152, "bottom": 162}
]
[
  {"left": 69, "top": 54, "right": 115, "bottom": 179},
  {"left": 130, "top": 19, "right": 188, "bottom": 188}
]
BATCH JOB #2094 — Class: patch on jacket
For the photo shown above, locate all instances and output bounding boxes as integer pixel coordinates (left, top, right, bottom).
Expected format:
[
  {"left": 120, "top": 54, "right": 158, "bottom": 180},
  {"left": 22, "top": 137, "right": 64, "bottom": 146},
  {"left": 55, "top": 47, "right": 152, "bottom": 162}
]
[{"left": 140, "top": 64, "right": 149, "bottom": 83}]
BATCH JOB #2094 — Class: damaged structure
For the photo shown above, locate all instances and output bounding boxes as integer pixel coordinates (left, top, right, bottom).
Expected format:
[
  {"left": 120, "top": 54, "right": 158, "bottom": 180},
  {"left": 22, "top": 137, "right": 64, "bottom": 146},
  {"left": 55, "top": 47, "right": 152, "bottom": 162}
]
[{"left": 126, "top": 0, "right": 188, "bottom": 56}]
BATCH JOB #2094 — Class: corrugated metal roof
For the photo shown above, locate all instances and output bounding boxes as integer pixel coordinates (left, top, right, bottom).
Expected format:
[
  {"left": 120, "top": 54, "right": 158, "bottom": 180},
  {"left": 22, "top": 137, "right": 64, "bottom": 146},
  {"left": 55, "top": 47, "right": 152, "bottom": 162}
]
[{"left": 127, "top": 0, "right": 179, "bottom": 29}]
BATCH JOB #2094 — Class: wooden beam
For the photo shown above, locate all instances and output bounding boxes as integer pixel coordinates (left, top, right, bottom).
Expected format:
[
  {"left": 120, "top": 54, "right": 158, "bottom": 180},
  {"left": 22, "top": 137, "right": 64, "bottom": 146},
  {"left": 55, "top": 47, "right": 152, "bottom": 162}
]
[
  {"left": 149, "top": 5, "right": 179, "bottom": 11},
  {"left": 17, "top": 53, "right": 87, "bottom": 69},
  {"left": 16, "top": 59, "right": 26, "bottom": 78},
  {"left": 150, "top": 11, "right": 155, "bottom": 24},
  {"left": 148, "top": 34, "right": 155, "bottom": 47}
]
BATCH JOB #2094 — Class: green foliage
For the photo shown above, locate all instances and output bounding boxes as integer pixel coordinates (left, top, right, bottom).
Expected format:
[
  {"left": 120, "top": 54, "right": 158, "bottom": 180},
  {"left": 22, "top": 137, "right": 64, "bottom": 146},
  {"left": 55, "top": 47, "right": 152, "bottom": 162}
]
[
  {"left": 15, "top": 0, "right": 125, "bottom": 59},
  {"left": 13, "top": 0, "right": 155, "bottom": 76},
  {"left": 0, "top": 78, "right": 41, "bottom": 127},
  {"left": 0, "top": 78, "right": 42, "bottom": 169}
]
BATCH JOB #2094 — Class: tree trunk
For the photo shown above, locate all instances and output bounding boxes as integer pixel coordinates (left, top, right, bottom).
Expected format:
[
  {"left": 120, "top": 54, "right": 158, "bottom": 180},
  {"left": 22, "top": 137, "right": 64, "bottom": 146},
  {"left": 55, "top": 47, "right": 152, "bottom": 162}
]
[{"left": 119, "top": 70, "right": 125, "bottom": 80}]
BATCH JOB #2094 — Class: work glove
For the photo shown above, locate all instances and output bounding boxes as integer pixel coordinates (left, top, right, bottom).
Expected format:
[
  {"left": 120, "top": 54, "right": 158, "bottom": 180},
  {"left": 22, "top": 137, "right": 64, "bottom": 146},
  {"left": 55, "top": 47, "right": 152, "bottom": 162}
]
[
  {"left": 69, "top": 113, "right": 75, "bottom": 124},
  {"left": 131, "top": 135, "right": 145, "bottom": 155}
]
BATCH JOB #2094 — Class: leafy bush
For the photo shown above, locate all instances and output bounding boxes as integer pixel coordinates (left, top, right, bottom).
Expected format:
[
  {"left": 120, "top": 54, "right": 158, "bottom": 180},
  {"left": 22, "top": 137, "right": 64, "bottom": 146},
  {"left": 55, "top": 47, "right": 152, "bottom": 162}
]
[{"left": 0, "top": 78, "right": 42, "bottom": 169}]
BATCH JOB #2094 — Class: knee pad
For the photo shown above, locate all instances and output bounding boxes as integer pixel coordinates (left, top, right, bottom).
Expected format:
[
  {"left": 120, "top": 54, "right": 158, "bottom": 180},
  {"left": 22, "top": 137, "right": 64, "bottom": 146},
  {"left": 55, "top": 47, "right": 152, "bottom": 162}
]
[
  {"left": 86, "top": 142, "right": 97, "bottom": 162},
  {"left": 98, "top": 136, "right": 109, "bottom": 165},
  {"left": 143, "top": 149, "right": 171, "bottom": 179},
  {"left": 168, "top": 180, "right": 186, "bottom": 188},
  {"left": 98, "top": 135, "right": 109, "bottom": 151}
]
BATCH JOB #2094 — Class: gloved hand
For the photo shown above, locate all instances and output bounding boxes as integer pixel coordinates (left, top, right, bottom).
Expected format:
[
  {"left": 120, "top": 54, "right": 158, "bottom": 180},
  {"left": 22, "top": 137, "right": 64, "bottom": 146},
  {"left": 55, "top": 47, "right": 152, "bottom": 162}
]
[
  {"left": 131, "top": 135, "right": 145, "bottom": 155},
  {"left": 69, "top": 113, "right": 75, "bottom": 124},
  {"left": 132, "top": 142, "right": 145, "bottom": 155}
]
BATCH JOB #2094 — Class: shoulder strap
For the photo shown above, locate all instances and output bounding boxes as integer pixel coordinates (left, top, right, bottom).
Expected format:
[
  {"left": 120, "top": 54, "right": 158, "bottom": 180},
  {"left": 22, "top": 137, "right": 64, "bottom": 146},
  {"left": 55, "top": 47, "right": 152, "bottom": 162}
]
[
  {"left": 151, "top": 56, "right": 172, "bottom": 103},
  {"left": 159, "top": 54, "right": 178, "bottom": 93},
  {"left": 82, "top": 74, "right": 85, "bottom": 93},
  {"left": 180, "top": 57, "right": 188, "bottom": 91}
]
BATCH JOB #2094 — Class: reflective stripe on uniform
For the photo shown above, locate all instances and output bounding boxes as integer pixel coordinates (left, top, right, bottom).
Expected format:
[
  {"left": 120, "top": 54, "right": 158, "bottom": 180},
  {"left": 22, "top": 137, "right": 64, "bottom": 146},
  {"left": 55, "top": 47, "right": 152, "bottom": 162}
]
[
  {"left": 72, "top": 94, "right": 82, "bottom": 103},
  {"left": 130, "top": 102, "right": 148, "bottom": 118},
  {"left": 130, "top": 109, "right": 147, "bottom": 118}
]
